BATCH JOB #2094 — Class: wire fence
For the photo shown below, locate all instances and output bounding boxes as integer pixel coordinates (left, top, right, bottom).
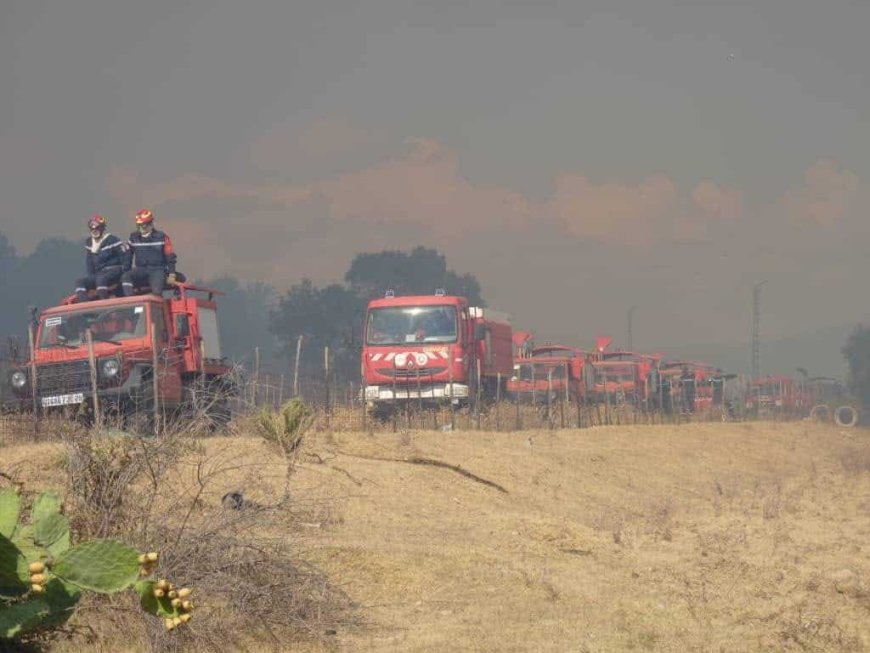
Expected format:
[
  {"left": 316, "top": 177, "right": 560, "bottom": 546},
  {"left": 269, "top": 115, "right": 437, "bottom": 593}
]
[{"left": 0, "top": 342, "right": 842, "bottom": 442}]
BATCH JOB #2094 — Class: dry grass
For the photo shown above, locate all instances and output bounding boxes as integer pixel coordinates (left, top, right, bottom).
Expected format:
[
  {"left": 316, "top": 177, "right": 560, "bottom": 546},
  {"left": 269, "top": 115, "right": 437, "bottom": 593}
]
[
  {"left": 3, "top": 420, "right": 870, "bottom": 651},
  {"left": 1, "top": 421, "right": 352, "bottom": 653},
  {"left": 291, "top": 421, "right": 870, "bottom": 652}
]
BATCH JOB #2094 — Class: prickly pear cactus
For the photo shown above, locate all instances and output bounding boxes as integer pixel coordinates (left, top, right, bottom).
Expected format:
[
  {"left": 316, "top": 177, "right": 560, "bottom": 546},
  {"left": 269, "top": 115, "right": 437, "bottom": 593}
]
[
  {"left": 0, "top": 487, "right": 193, "bottom": 643},
  {"left": 51, "top": 539, "right": 140, "bottom": 593},
  {"left": 0, "top": 489, "right": 20, "bottom": 539}
]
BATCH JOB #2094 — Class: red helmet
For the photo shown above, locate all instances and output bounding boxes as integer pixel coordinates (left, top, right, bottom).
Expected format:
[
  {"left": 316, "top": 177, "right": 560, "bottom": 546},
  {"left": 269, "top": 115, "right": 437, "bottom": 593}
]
[
  {"left": 87, "top": 214, "right": 107, "bottom": 230},
  {"left": 135, "top": 209, "right": 154, "bottom": 225}
]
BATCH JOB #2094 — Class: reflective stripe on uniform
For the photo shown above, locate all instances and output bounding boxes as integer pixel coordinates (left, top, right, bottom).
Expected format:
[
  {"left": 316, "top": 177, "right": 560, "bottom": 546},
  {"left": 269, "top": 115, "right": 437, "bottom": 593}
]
[{"left": 129, "top": 241, "right": 165, "bottom": 247}]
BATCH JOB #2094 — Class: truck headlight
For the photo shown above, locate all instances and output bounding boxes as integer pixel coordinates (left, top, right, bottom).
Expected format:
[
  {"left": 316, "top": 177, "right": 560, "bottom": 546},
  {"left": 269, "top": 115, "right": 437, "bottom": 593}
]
[
  {"left": 10, "top": 371, "right": 28, "bottom": 390},
  {"left": 100, "top": 358, "right": 121, "bottom": 379}
]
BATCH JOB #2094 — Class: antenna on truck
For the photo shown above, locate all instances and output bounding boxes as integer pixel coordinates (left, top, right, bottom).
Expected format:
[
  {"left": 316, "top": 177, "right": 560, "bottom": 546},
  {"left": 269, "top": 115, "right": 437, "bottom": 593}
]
[
  {"left": 434, "top": 288, "right": 446, "bottom": 296},
  {"left": 384, "top": 289, "right": 395, "bottom": 298}
]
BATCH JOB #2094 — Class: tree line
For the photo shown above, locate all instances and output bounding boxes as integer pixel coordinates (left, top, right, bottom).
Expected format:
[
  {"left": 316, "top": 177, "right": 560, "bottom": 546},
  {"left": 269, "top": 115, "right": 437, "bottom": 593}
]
[{"left": 0, "top": 232, "right": 483, "bottom": 379}]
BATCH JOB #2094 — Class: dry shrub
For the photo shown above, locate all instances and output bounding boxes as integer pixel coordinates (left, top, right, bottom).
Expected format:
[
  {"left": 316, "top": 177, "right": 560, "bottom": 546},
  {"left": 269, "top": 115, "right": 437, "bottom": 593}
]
[{"left": 55, "top": 418, "right": 352, "bottom": 652}]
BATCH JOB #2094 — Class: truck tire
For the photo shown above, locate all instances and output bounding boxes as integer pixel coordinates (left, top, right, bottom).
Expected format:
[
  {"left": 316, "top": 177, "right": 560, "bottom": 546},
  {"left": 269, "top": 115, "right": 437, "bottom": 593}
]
[
  {"left": 834, "top": 405, "right": 859, "bottom": 428},
  {"left": 809, "top": 404, "right": 831, "bottom": 422}
]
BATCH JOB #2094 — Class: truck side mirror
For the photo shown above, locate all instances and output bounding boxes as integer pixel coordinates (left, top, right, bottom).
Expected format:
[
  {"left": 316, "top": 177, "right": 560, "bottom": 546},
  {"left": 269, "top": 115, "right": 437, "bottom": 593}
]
[{"left": 474, "top": 323, "right": 487, "bottom": 341}]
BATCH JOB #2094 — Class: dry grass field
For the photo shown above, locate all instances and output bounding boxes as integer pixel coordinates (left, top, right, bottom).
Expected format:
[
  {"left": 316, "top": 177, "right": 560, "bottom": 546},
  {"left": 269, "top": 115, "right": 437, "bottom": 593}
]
[{"left": 2, "top": 420, "right": 869, "bottom": 652}]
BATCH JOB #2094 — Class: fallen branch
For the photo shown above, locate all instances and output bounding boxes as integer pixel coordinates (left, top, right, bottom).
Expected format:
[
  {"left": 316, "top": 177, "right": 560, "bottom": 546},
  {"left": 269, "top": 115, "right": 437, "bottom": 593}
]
[{"left": 329, "top": 451, "right": 508, "bottom": 494}]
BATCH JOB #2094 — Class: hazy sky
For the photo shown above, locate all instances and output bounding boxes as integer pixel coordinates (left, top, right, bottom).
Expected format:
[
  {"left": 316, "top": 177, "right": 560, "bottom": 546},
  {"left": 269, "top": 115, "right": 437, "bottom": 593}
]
[{"left": 1, "top": 0, "right": 868, "bottom": 372}]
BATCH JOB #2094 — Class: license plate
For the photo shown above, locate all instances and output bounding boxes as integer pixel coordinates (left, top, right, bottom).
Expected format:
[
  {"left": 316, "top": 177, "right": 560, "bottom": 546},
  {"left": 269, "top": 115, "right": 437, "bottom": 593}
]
[{"left": 41, "top": 393, "right": 85, "bottom": 408}]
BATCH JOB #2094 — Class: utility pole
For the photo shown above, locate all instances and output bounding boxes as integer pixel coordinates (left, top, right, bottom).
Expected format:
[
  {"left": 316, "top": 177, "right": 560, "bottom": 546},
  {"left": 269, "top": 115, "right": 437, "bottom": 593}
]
[
  {"left": 751, "top": 281, "right": 766, "bottom": 381},
  {"left": 627, "top": 306, "right": 637, "bottom": 352}
]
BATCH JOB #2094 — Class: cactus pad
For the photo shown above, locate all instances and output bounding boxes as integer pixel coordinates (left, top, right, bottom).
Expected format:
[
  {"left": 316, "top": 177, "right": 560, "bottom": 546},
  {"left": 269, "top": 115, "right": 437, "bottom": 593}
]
[
  {"left": 0, "top": 490, "right": 20, "bottom": 539},
  {"left": 0, "top": 598, "right": 50, "bottom": 639},
  {"left": 52, "top": 540, "right": 140, "bottom": 593},
  {"left": 41, "top": 578, "right": 82, "bottom": 628},
  {"left": 31, "top": 491, "right": 62, "bottom": 524},
  {"left": 0, "top": 535, "right": 27, "bottom": 598},
  {"left": 34, "top": 514, "right": 69, "bottom": 550}
]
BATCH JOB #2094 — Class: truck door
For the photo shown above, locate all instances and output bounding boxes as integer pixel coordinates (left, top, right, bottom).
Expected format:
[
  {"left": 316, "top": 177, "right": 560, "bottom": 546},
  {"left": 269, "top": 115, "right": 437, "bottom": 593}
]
[{"left": 152, "top": 304, "right": 183, "bottom": 404}]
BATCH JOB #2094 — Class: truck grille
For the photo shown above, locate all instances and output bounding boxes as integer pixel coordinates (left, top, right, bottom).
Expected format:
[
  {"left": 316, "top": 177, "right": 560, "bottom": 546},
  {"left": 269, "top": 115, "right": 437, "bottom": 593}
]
[
  {"left": 377, "top": 366, "right": 447, "bottom": 379},
  {"left": 36, "top": 361, "right": 91, "bottom": 396}
]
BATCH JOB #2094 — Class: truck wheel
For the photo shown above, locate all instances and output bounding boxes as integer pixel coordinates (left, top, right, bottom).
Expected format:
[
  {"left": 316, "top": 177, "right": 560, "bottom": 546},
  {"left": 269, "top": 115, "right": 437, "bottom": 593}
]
[
  {"left": 369, "top": 403, "right": 396, "bottom": 422},
  {"left": 808, "top": 404, "right": 831, "bottom": 422},
  {"left": 834, "top": 405, "right": 859, "bottom": 428}
]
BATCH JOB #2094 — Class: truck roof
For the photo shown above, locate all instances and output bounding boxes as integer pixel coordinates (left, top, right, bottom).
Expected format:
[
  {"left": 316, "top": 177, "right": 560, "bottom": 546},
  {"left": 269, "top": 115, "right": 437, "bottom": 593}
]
[{"left": 368, "top": 294, "right": 469, "bottom": 309}]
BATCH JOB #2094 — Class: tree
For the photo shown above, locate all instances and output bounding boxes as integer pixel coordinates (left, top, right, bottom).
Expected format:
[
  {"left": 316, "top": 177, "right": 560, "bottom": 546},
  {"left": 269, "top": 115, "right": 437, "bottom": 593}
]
[
  {"left": 0, "top": 237, "right": 81, "bottom": 339},
  {"left": 269, "top": 280, "right": 364, "bottom": 379},
  {"left": 345, "top": 246, "right": 484, "bottom": 305},
  {"left": 842, "top": 325, "right": 870, "bottom": 407}
]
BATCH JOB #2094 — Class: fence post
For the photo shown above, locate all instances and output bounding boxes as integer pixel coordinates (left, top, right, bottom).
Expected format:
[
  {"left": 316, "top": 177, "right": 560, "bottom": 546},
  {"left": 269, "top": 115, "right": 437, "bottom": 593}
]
[
  {"left": 324, "top": 346, "right": 331, "bottom": 431},
  {"left": 495, "top": 372, "right": 501, "bottom": 431},
  {"left": 252, "top": 346, "right": 260, "bottom": 406},
  {"left": 293, "top": 335, "right": 303, "bottom": 397},
  {"left": 547, "top": 368, "right": 553, "bottom": 430},
  {"left": 515, "top": 371, "right": 521, "bottom": 431},
  {"left": 86, "top": 329, "right": 101, "bottom": 430},
  {"left": 151, "top": 327, "right": 160, "bottom": 436},
  {"left": 448, "top": 357, "right": 455, "bottom": 432},
  {"left": 27, "top": 325, "right": 39, "bottom": 436},
  {"left": 476, "top": 359, "right": 482, "bottom": 431}
]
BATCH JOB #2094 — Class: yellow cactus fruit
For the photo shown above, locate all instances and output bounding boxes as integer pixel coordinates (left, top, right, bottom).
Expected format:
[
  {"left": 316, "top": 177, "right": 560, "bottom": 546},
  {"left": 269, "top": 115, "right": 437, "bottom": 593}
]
[
  {"left": 138, "top": 554, "right": 148, "bottom": 564},
  {"left": 179, "top": 613, "right": 192, "bottom": 624},
  {"left": 164, "top": 618, "right": 176, "bottom": 631},
  {"left": 177, "top": 588, "right": 192, "bottom": 599},
  {"left": 181, "top": 600, "right": 193, "bottom": 612},
  {"left": 171, "top": 617, "right": 182, "bottom": 627},
  {"left": 30, "top": 574, "right": 46, "bottom": 585},
  {"left": 153, "top": 589, "right": 165, "bottom": 598},
  {"left": 168, "top": 590, "right": 178, "bottom": 599},
  {"left": 31, "top": 584, "right": 44, "bottom": 594},
  {"left": 145, "top": 552, "right": 159, "bottom": 563},
  {"left": 28, "top": 562, "right": 45, "bottom": 574},
  {"left": 171, "top": 598, "right": 182, "bottom": 608},
  {"left": 157, "top": 579, "right": 170, "bottom": 591}
]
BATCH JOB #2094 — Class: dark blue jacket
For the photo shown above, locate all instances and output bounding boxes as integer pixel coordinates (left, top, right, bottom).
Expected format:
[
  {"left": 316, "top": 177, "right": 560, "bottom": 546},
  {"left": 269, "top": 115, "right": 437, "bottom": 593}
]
[
  {"left": 124, "top": 230, "right": 177, "bottom": 272},
  {"left": 84, "top": 234, "right": 125, "bottom": 276}
]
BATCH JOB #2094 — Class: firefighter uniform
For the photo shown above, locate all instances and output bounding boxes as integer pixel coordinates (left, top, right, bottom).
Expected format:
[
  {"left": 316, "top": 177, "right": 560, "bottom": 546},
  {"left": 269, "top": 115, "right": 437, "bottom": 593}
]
[
  {"left": 75, "top": 233, "right": 126, "bottom": 301},
  {"left": 121, "top": 229, "right": 178, "bottom": 296}
]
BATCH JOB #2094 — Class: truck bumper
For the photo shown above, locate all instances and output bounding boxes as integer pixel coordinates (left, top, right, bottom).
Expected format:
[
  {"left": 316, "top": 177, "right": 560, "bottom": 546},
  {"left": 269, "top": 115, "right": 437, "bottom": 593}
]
[{"left": 363, "top": 383, "right": 469, "bottom": 402}]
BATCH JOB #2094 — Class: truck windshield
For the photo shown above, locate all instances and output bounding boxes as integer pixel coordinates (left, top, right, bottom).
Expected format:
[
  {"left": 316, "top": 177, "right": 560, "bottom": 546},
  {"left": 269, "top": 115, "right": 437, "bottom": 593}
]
[
  {"left": 38, "top": 305, "right": 147, "bottom": 348},
  {"left": 367, "top": 306, "right": 458, "bottom": 345}
]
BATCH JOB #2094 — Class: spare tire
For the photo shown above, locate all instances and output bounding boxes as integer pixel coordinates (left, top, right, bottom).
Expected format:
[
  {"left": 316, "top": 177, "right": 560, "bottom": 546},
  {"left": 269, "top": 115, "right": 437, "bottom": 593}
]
[
  {"left": 834, "top": 405, "right": 859, "bottom": 428},
  {"left": 809, "top": 404, "right": 831, "bottom": 423}
]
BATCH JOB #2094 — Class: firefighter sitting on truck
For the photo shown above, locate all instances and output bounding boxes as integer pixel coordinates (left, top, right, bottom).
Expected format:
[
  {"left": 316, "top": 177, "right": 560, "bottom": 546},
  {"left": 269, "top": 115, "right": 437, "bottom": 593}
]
[
  {"left": 120, "top": 209, "right": 178, "bottom": 297},
  {"left": 74, "top": 215, "right": 126, "bottom": 302}
]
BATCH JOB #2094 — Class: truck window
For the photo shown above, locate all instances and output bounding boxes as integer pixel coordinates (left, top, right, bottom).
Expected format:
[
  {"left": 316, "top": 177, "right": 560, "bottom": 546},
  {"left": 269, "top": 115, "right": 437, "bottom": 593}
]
[
  {"left": 38, "top": 305, "right": 146, "bottom": 348},
  {"left": 198, "top": 306, "right": 223, "bottom": 359}
]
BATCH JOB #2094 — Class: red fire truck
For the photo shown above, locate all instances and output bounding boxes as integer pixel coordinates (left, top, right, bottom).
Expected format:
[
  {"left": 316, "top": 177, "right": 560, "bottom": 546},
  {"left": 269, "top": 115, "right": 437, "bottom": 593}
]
[
  {"left": 361, "top": 290, "right": 513, "bottom": 409},
  {"left": 659, "top": 360, "right": 720, "bottom": 412},
  {"left": 589, "top": 348, "right": 660, "bottom": 407},
  {"left": 7, "top": 282, "right": 234, "bottom": 430},
  {"left": 507, "top": 345, "right": 590, "bottom": 403}
]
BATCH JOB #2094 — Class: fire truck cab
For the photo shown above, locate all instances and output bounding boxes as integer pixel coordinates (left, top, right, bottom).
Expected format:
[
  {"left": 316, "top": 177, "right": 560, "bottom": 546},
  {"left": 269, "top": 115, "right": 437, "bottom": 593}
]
[
  {"left": 7, "top": 282, "right": 233, "bottom": 429},
  {"left": 361, "top": 290, "right": 513, "bottom": 407}
]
